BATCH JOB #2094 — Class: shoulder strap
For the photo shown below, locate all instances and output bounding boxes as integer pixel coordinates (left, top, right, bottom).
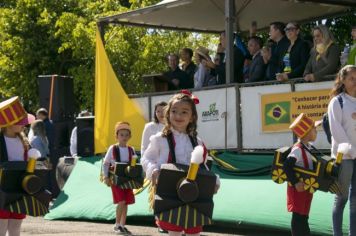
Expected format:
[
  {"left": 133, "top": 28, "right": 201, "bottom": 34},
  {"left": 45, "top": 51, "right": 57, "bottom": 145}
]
[
  {"left": 189, "top": 135, "right": 198, "bottom": 148},
  {"left": 112, "top": 144, "right": 120, "bottom": 162},
  {"left": 166, "top": 132, "right": 176, "bottom": 163},
  {"left": 128, "top": 146, "right": 134, "bottom": 163},
  {"left": 337, "top": 94, "right": 343, "bottom": 109},
  {"left": 0, "top": 132, "right": 8, "bottom": 163},
  {"left": 295, "top": 143, "right": 309, "bottom": 169}
]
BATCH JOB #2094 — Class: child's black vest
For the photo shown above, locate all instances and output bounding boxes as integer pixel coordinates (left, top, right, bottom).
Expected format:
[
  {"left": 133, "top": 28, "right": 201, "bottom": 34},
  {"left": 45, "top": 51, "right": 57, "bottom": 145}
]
[
  {"left": 111, "top": 144, "right": 134, "bottom": 163},
  {"left": 166, "top": 132, "right": 208, "bottom": 170}
]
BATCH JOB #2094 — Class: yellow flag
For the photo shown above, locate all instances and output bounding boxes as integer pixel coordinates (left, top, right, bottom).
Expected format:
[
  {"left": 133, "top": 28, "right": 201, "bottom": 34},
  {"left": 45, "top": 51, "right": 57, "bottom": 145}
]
[{"left": 95, "top": 29, "right": 146, "bottom": 154}]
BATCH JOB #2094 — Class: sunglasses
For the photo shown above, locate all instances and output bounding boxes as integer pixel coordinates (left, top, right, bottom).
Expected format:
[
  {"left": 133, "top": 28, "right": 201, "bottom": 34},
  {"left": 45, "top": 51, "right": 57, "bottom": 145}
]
[{"left": 285, "top": 27, "right": 297, "bottom": 32}]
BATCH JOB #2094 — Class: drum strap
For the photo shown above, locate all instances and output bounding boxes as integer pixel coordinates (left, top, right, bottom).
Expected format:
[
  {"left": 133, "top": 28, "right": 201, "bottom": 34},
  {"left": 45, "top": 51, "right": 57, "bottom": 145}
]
[{"left": 296, "top": 143, "right": 309, "bottom": 169}]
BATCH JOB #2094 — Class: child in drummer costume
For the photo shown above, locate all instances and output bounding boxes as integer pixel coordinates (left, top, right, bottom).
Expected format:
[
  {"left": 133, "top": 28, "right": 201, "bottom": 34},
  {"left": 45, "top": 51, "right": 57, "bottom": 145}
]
[
  {"left": 283, "top": 113, "right": 321, "bottom": 236},
  {"left": 0, "top": 97, "right": 35, "bottom": 236},
  {"left": 141, "top": 90, "right": 220, "bottom": 236},
  {"left": 102, "top": 122, "right": 137, "bottom": 235}
]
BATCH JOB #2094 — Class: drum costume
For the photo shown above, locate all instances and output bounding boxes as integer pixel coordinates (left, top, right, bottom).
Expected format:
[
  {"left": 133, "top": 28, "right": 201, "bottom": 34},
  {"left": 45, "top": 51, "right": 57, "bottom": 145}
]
[
  {"left": 0, "top": 97, "right": 51, "bottom": 219},
  {"left": 141, "top": 130, "right": 218, "bottom": 234}
]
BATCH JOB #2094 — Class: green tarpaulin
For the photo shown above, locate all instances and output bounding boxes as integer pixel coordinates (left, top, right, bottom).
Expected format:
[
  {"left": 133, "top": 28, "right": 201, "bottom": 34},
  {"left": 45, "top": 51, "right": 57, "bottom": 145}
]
[{"left": 45, "top": 153, "right": 349, "bottom": 235}]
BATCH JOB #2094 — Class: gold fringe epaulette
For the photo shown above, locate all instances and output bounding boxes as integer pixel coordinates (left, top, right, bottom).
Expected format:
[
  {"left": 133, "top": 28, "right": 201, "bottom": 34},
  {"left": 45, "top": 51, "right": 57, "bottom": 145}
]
[{"left": 133, "top": 178, "right": 150, "bottom": 195}]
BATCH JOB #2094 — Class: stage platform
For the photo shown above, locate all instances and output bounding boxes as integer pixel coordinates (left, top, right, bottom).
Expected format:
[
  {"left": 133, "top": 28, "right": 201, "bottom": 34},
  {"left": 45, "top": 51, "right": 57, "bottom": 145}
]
[{"left": 45, "top": 154, "right": 349, "bottom": 235}]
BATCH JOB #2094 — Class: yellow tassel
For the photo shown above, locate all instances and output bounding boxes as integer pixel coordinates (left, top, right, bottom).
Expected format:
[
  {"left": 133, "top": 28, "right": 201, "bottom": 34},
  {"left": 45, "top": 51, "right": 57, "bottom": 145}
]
[
  {"left": 148, "top": 182, "right": 156, "bottom": 211},
  {"left": 133, "top": 178, "right": 150, "bottom": 195}
]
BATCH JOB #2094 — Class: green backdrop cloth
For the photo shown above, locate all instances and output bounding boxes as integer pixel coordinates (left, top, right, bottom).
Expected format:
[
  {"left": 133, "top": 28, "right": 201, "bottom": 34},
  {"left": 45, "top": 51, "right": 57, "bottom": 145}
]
[{"left": 45, "top": 153, "right": 349, "bottom": 235}]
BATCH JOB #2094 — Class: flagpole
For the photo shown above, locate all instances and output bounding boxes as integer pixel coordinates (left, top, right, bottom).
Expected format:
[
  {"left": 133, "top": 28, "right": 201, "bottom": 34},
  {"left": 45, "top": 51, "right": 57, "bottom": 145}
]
[{"left": 97, "top": 22, "right": 107, "bottom": 45}]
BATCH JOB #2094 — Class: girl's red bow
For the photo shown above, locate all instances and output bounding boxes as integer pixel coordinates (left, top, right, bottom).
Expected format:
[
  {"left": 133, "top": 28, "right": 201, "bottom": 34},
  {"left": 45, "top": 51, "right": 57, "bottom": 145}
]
[{"left": 180, "top": 89, "right": 199, "bottom": 104}]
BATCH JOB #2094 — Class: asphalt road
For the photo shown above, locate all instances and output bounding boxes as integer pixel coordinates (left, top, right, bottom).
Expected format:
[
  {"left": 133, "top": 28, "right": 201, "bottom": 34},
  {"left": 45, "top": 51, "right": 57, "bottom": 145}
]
[{"left": 20, "top": 216, "right": 291, "bottom": 236}]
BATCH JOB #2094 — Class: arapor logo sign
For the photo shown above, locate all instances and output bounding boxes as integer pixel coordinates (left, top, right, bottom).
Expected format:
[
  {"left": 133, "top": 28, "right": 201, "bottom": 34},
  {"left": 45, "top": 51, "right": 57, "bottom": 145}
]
[{"left": 201, "top": 103, "right": 219, "bottom": 122}]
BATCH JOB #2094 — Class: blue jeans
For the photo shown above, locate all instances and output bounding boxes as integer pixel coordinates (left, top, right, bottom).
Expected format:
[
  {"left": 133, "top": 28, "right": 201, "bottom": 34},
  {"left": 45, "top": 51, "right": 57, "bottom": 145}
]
[{"left": 333, "top": 159, "right": 356, "bottom": 236}]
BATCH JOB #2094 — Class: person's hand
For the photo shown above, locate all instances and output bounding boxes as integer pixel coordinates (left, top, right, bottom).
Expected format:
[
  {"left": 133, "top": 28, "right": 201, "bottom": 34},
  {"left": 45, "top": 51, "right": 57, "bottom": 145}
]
[
  {"left": 308, "top": 74, "right": 315, "bottom": 82},
  {"left": 276, "top": 73, "right": 288, "bottom": 82},
  {"left": 295, "top": 182, "right": 305, "bottom": 192},
  {"left": 104, "top": 177, "right": 111, "bottom": 187},
  {"left": 151, "top": 169, "right": 160, "bottom": 186},
  {"left": 204, "top": 58, "right": 216, "bottom": 68},
  {"left": 304, "top": 74, "right": 315, "bottom": 82},
  {"left": 261, "top": 47, "right": 271, "bottom": 63},
  {"left": 171, "top": 78, "right": 180, "bottom": 87}
]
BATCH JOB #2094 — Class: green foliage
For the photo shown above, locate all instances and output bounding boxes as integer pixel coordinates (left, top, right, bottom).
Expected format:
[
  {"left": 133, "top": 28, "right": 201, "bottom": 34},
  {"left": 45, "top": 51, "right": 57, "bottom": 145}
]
[{"left": 0, "top": 0, "right": 216, "bottom": 112}]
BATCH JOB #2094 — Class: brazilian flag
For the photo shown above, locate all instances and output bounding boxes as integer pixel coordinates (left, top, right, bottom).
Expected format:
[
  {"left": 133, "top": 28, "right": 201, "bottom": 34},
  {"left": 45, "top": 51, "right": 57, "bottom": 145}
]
[{"left": 265, "top": 101, "right": 290, "bottom": 125}]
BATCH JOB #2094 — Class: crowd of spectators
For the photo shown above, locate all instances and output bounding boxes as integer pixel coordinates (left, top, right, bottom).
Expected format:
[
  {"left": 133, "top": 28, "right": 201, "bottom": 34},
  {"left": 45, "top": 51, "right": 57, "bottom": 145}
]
[{"left": 160, "top": 23, "right": 355, "bottom": 91}]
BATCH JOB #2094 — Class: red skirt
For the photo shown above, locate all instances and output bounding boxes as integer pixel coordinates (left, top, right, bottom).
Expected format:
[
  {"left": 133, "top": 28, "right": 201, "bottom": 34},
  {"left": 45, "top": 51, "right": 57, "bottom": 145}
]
[
  {"left": 287, "top": 185, "right": 313, "bottom": 215},
  {"left": 0, "top": 209, "right": 26, "bottom": 219}
]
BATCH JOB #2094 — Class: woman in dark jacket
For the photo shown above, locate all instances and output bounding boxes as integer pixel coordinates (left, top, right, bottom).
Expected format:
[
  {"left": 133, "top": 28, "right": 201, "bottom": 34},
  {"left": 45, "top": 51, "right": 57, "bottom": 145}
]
[
  {"left": 276, "top": 22, "right": 310, "bottom": 81},
  {"left": 303, "top": 25, "right": 340, "bottom": 81}
]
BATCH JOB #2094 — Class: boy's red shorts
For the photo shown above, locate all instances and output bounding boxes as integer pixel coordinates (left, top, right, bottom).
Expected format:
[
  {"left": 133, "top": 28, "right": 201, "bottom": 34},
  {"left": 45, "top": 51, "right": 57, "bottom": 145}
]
[
  {"left": 158, "top": 220, "right": 202, "bottom": 234},
  {"left": 111, "top": 185, "right": 135, "bottom": 204}
]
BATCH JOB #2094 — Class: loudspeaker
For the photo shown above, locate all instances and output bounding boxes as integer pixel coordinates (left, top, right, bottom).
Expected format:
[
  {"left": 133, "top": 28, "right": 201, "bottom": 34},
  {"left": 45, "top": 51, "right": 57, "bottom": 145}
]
[
  {"left": 77, "top": 116, "right": 94, "bottom": 157},
  {"left": 38, "top": 75, "right": 76, "bottom": 122},
  {"left": 52, "top": 121, "right": 74, "bottom": 150}
]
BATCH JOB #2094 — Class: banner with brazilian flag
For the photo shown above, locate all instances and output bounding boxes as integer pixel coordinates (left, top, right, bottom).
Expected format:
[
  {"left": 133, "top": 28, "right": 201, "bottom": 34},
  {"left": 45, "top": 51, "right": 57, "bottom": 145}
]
[
  {"left": 261, "top": 89, "right": 330, "bottom": 132},
  {"left": 265, "top": 101, "right": 291, "bottom": 125}
]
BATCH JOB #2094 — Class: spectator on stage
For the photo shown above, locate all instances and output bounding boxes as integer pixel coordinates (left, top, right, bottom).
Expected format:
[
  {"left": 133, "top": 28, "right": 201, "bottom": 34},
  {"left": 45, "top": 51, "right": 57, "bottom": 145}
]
[
  {"left": 205, "top": 32, "right": 245, "bottom": 84},
  {"left": 163, "top": 53, "right": 193, "bottom": 90},
  {"left": 276, "top": 22, "right": 310, "bottom": 81},
  {"left": 180, "top": 48, "right": 197, "bottom": 85},
  {"left": 262, "top": 22, "right": 290, "bottom": 80},
  {"left": 246, "top": 36, "right": 267, "bottom": 82},
  {"left": 194, "top": 46, "right": 216, "bottom": 88},
  {"left": 303, "top": 25, "right": 341, "bottom": 82}
]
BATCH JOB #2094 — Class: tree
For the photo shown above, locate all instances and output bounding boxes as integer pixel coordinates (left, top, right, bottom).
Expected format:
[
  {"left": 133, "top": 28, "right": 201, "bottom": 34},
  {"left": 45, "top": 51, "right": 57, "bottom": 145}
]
[{"left": 0, "top": 0, "right": 215, "bottom": 112}]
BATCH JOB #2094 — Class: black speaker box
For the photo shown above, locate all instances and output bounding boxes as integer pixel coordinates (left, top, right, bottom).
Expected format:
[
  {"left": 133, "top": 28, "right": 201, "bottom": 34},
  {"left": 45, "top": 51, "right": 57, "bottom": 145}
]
[
  {"left": 38, "top": 75, "right": 76, "bottom": 122},
  {"left": 77, "top": 116, "right": 94, "bottom": 157},
  {"left": 52, "top": 121, "right": 74, "bottom": 150}
]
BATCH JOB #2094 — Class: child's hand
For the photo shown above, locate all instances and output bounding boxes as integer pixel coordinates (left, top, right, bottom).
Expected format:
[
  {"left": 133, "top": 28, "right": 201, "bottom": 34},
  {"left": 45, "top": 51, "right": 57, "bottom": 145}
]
[
  {"left": 295, "top": 182, "right": 305, "bottom": 192},
  {"left": 151, "top": 170, "right": 160, "bottom": 186},
  {"left": 104, "top": 177, "right": 111, "bottom": 187}
]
